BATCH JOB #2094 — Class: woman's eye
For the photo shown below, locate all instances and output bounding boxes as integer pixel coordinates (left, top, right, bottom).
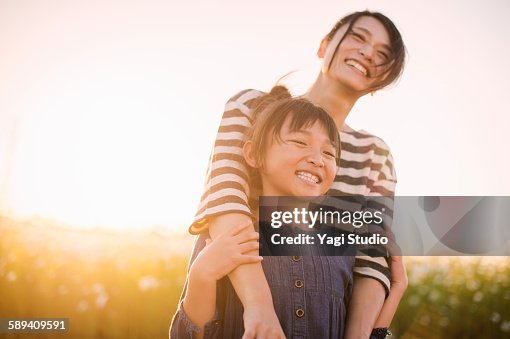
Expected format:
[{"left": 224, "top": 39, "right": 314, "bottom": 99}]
[
  {"left": 350, "top": 32, "right": 365, "bottom": 41},
  {"left": 377, "top": 51, "right": 389, "bottom": 61}
]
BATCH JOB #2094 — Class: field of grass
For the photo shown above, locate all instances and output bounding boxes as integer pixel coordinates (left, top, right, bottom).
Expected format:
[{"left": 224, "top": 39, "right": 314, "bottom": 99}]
[{"left": 1, "top": 216, "right": 509, "bottom": 338}]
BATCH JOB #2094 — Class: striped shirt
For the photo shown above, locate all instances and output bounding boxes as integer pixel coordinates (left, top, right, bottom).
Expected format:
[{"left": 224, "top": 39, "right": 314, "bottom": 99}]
[{"left": 190, "top": 89, "right": 396, "bottom": 294}]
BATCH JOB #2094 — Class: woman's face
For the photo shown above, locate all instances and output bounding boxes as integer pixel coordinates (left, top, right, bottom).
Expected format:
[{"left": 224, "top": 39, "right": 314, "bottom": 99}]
[
  {"left": 321, "top": 16, "right": 392, "bottom": 94},
  {"left": 256, "top": 118, "right": 337, "bottom": 197}
]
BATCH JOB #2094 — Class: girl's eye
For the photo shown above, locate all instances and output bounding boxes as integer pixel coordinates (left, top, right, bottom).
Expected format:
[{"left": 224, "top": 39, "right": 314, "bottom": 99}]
[
  {"left": 288, "top": 139, "right": 307, "bottom": 146},
  {"left": 323, "top": 150, "right": 336, "bottom": 158}
]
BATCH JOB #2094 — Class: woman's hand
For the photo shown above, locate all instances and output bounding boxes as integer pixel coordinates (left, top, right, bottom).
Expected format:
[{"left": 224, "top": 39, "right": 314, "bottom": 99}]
[{"left": 242, "top": 304, "right": 286, "bottom": 339}]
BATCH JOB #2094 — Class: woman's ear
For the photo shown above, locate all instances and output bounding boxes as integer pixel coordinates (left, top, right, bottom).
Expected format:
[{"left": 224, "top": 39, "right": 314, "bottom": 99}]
[
  {"left": 243, "top": 140, "right": 259, "bottom": 168},
  {"left": 317, "top": 37, "right": 329, "bottom": 58}
]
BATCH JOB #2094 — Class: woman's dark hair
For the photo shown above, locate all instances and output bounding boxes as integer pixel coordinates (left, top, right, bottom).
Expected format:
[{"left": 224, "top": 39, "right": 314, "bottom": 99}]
[
  {"left": 247, "top": 85, "right": 341, "bottom": 167},
  {"left": 325, "top": 10, "right": 407, "bottom": 91}
]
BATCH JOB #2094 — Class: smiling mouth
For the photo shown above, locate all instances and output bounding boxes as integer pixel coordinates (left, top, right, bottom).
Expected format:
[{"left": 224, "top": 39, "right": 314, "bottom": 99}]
[
  {"left": 296, "top": 171, "right": 321, "bottom": 184},
  {"left": 345, "top": 59, "right": 368, "bottom": 77}
]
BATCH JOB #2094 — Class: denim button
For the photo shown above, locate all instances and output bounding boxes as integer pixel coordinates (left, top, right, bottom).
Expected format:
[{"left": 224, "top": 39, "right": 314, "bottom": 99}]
[
  {"left": 295, "top": 280, "right": 303, "bottom": 288},
  {"left": 292, "top": 256, "right": 301, "bottom": 262},
  {"left": 295, "top": 308, "right": 305, "bottom": 317}
]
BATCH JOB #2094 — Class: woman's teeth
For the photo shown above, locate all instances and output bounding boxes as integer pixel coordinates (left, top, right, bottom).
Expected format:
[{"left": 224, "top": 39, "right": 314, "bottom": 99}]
[
  {"left": 296, "top": 171, "right": 319, "bottom": 184},
  {"left": 346, "top": 60, "right": 368, "bottom": 76}
]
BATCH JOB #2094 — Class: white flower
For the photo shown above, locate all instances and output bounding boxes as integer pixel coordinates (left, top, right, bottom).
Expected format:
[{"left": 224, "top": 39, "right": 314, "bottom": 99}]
[
  {"left": 138, "top": 275, "right": 160, "bottom": 292},
  {"left": 491, "top": 312, "right": 501, "bottom": 323},
  {"left": 77, "top": 300, "right": 89, "bottom": 312},
  {"left": 501, "top": 321, "right": 510, "bottom": 333},
  {"left": 57, "top": 285, "right": 69, "bottom": 295},
  {"left": 96, "top": 293, "right": 109, "bottom": 309},
  {"left": 6, "top": 271, "right": 17, "bottom": 282},
  {"left": 92, "top": 283, "right": 105, "bottom": 294},
  {"left": 472, "top": 291, "right": 483, "bottom": 303}
]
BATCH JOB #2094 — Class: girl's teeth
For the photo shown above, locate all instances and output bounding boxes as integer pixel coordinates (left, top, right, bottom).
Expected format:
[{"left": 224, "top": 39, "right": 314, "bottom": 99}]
[{"left": 296, "top": 171, "right": 319, "bottom": 184}]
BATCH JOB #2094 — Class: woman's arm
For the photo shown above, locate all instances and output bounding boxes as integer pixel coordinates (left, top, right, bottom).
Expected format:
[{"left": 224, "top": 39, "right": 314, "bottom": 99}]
[
  {"left": 342, "top": 138, "right": 398, "bottom": 338},
  {"left": 208, "top": 214, "right": 285, "bottom": 339},
  {"left": 373, "top": 256, "right": 408, "bottom": 328},
  {"left": 188, "top": 90, "right": 285, "bottom": 338},
  {"left": 344, "top": 275, "right": 386, "bottom": 339}
]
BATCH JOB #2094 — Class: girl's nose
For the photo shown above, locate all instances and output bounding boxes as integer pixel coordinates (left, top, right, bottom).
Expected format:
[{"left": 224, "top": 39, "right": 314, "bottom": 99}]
[{"left": 307, "top": 150, "right": 325, "bottom": 167}]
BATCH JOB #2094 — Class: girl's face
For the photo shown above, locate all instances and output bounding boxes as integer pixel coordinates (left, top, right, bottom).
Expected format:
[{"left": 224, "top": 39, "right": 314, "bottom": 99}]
[
  {"left": 248, "top": 117, "right": 337, "bottom": 197},
  {"left": 320, "top": 16, "right": 392, "bottom": 94}
]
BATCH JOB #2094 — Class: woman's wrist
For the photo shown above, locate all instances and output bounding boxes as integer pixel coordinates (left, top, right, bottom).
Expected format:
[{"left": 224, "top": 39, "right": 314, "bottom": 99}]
[
  {"left": 189, "top": 264, "right": 217, "bottom": 285},
  {"left": 389, "top": 282, "right": 407, "bottom": 296},
  {"left": 371, "top": 327, "right": 392, "bottom": 339},
  {"left": 242, "top": 283, "right": 274, "bottom": 308}
]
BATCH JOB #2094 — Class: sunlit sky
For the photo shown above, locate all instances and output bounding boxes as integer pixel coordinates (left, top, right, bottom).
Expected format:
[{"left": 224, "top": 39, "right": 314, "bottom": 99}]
[{"left": 1, "top": 0, "right": 509, "bottom": 231}]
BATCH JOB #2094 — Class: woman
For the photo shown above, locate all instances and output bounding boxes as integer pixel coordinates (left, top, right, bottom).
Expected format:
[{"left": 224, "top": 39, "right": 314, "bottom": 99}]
[
  {"left": 172, "top": 88, "right": 408, "bottom": 339},
  {"left": 186, "top": 10, "right": 406, "bottom": 339}
]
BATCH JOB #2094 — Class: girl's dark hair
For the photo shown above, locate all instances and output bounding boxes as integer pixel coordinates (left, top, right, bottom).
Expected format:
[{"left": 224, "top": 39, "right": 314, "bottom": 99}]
[
  {"left": 247, "top": 85, "right": 341, "bottom": 167},
  {"left": 325, "top": 10, "right": 407, "bottom": 91}
]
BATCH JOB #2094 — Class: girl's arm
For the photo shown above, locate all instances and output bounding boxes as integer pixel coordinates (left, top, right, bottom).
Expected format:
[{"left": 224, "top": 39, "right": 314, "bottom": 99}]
[
  {"left": 181, "top": 263, "right": 218, "bottom": 339},
  {"left": 174, "top": 224, "right": 262, "bottom": 339}
]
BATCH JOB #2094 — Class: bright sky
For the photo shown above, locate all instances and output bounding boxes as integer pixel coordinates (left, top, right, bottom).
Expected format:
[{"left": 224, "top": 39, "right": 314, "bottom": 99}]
[{"left": 1, "top": 0, "right": 509, "bottom": 231}]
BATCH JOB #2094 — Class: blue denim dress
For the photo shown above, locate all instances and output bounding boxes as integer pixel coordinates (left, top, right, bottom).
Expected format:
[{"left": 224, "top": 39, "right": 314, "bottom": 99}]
[{"left": 170, "top": 231, "right": 355, "bottom": 339}]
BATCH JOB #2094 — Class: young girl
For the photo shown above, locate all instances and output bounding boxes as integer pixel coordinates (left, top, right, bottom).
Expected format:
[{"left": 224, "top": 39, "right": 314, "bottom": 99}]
[
  {"left": 170, "top": 87, "right": 407, "bottom": 339},
  {"left": 189, "top": 10, "right": 406, "bottom": 338}
]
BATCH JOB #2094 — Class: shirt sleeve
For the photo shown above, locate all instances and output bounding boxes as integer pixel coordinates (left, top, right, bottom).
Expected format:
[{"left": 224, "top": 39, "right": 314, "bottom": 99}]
[
  {"left": 352, "top": 139, "right": 397, "bottom": 298},
  {"left": 169, "top": 300, "right": 200, "bottom": 339},
  {"left": 189, "top": 89, "right": 262, "bottom": 235},
  {"left": 169, "top": 300, "right": 223, "bottom": 339}
]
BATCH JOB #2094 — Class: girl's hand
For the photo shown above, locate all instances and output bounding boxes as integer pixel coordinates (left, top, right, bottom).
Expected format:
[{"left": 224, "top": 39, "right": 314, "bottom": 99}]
[{"left": 192, "top": 223, "right": 263, "bottom": 282}]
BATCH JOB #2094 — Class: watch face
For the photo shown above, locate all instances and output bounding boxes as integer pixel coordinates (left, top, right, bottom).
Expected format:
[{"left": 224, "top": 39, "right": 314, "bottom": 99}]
[{"left": 371, "top": 327, "right": 391, "bottom": 338}]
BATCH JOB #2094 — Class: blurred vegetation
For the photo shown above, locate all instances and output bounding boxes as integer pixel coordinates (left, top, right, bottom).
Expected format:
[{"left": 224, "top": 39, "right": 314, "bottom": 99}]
[
  {"left": 1, "top": 216, "right": 509, "bottom": 338},
  {"left": 394, "top": 257, "right": 510, "bottom": 339}
]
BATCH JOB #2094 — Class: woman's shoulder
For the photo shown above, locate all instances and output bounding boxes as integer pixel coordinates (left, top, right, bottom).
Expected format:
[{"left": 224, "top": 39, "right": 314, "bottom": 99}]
[
  {"left": 226, "top": 89, "right": 266, "bottom": 105},
  {"left": 340, "top": 128, "right": 392, "bottom": 154}
]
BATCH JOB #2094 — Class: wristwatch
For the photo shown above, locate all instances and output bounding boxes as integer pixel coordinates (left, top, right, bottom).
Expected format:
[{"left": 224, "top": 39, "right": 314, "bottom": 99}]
[{"left": 370, "top": 327, "right": 392, "bottom": 339}]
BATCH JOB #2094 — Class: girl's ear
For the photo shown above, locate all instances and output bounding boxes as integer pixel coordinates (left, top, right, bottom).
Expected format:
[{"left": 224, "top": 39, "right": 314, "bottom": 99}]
[{"left": 243, "top": 140, "right": 259, "bottom": 168}]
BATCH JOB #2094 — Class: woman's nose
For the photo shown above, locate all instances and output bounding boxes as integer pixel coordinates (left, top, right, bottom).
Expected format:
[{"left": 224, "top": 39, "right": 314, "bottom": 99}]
[{"left": 359, "top": 44, "right": 375, "bottom": 62}]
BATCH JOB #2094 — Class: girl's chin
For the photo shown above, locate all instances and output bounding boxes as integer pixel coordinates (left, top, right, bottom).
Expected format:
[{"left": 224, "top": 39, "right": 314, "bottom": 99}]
[{"left": 293, "top": 188, "right": 323, "bottom": 197}]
